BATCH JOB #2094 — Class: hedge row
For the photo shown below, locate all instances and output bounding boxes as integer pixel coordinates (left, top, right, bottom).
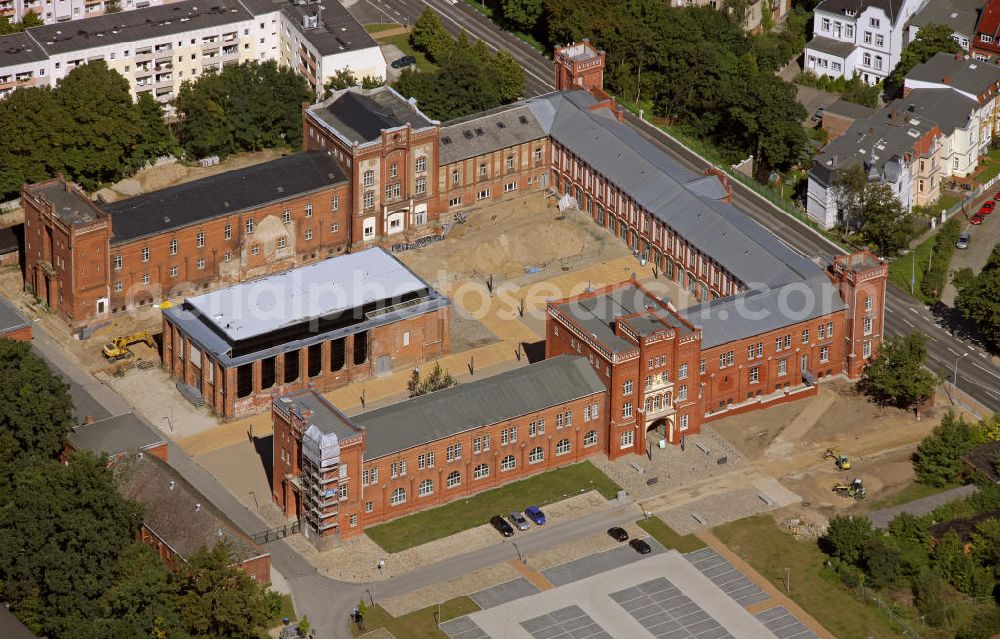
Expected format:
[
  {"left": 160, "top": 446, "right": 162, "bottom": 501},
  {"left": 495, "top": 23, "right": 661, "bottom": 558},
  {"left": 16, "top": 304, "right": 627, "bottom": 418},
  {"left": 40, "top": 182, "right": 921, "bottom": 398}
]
[{"left": 920, "top": 218, "right": 961, "bottom": 299}]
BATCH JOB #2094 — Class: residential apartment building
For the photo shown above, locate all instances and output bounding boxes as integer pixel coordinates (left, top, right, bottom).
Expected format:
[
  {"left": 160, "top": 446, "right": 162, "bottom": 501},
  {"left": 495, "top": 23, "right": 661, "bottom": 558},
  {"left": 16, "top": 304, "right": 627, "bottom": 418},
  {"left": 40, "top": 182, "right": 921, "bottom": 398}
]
[
  {"left": 905, "top": 52, "right": 1000, "bottom": 149},
  {"left": 0, "top": 0, "right": 182, "bottom": 24},
  {"left": 161, "top": 248, "right": 450, "bottom": 419},
  {"left": 22, "top": 151, "right": 353, "bottom": 333},
  {"left": 0, "top": 0, "right": 385, "bottom": 101},
  {"left": 908, "top": 0, "right": 986, "bottom": 52},
  {"left": 808, "top": 101, "right": 943, "bottom": 227},
  {"left": 973, "top": 0, "right": 1000, "bottom": 61},
  {"left": 271, "top": 356, "right": 607, "bottom": 545},
  {"left": 805, "top": 0, "right": 930, "bottom": 84}
]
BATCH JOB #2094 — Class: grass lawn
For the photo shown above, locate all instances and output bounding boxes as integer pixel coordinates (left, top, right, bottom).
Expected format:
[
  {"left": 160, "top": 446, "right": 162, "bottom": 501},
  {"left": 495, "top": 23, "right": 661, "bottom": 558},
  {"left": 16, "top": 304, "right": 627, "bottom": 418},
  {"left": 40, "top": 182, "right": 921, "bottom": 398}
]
[
  {"left": 913, "top": 191, "right": 961, "bottom": 219},
  {"left": 888, "top": 230, "right": 937, "bottom": 303},
  {"left": 349, "top": 596, "right": 480, "bottom": 638},
  {"left": 713, "top": 516, "right": 904, "bottom": 639},
  {"left": 259, "top": 594, "right": 296, "bottom": 639},
  {"left": 976, "top": 147, "right": 1000, "bottom": 185},
  {"left": 366, "top": 461, "right": 621, "bottom": 552},
  {"left": 636, "top": 516, "right": 706, "bottom": 553},
  {"left": 381, "top": 34, "right": 438, "bottom": 73},
  {"left": 364, "top": 23, "right": 403, "bottom": 33},
  {"left": 864, "top": 481, "right": 955, "bottom": 511}
]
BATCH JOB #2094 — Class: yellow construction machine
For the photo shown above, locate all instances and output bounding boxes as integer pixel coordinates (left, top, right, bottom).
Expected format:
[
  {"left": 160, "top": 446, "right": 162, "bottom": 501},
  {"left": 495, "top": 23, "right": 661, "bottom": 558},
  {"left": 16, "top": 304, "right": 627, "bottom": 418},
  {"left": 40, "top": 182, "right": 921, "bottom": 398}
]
[
  {"left": 823, "top": 448, "right": 851, "bottom": 470},
  {"left": 102, "top": 331, "right": 154, "bottom": 362},
  {"left": 832, "top": 478, "right": 866, "bottom": 501}
]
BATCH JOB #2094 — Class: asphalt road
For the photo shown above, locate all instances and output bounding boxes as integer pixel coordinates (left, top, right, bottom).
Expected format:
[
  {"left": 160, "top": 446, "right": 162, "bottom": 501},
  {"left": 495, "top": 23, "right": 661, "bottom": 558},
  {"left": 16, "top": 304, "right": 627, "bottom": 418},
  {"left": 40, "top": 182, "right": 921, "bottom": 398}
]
[{"left": 348, "top": 0, "right": 1000, "bottom": 413}]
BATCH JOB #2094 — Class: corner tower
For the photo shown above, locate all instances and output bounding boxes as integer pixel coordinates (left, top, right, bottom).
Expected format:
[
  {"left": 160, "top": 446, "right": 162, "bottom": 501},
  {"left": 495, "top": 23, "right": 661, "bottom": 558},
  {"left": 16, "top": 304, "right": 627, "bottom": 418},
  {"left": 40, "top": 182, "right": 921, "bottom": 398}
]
[
  {"left": 553, "top": 39, "right": 606, "bottom": 92},
  {"left": 832, "top": 251, "right": 888, "bottom": 379}
]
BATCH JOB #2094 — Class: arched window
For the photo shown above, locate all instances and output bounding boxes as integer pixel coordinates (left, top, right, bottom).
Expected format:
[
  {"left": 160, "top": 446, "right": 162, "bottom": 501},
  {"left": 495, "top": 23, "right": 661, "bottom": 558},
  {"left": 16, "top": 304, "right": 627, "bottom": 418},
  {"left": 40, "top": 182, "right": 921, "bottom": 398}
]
[
  {"left": 556, "top": 438, "right": 571, "bottom": 456},
  {"left": 390, "top": 487, "right": 406, "bottom": 505},
  {"left": 474, "top": 463, "right": 490, "bottom": 480},
  {"left": 446, "top": 470, "right": 461, "bottom": 488},
  {"left": 529, "top": 446, "right": 544, "bottom": 464},
  {"left": 418, "top": 479, "right": 433, "bottom": 497},
  {"left": 583, "top": 430, "right": 598, "bottom": 447},
  {"left": 501, "top": 454, "right": 516, "bottom": 471}
]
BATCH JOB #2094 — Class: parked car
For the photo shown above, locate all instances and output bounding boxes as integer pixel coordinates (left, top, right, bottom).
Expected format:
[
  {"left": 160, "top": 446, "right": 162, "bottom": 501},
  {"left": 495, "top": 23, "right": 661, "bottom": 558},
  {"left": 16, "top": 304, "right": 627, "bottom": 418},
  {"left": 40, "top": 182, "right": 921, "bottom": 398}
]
[
  {"left": 971, "top": 213, "right": 985, "bottom": 225},
  {"left": 607, "top": 527, "right": 629, "bottom": 542},
  {"left": 981, "top": 201, "right": 995, "bottom": 214},
  {"left": 490, "top": 515, "right": 514, "bottom": 537},
  {"left": 508, "top": 511, "right": 530, "bottom": 531},
  {"left": 629, "top": 539, "right": 652, "bottom": 554},
  {"left": 390, "top": 55, "right": 416, "bottom": 69},
  {"left": 812, "top": 105, "right": 827, "bottom": 121},
  {"left": 524, "top": 505, "right": 546, "bottom": 525},
  {"left": 957, "top": 232, "right": 971, "bottom": 249},
  {"left": 994, "top": 191, "right": 1000, "bottom": 201}
]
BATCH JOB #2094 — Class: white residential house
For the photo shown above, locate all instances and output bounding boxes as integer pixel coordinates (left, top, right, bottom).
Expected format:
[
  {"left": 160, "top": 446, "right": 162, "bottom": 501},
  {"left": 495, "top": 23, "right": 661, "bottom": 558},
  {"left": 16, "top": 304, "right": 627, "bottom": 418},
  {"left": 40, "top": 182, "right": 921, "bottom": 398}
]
[
  {"left": 907, "top": 0, "right": 984, "bottom": 52},
  {"left": 904, "top": 52, "right": 1000, "bottom": 152},
  {"left": 804, "top": 0, "right": 930, "bottom": 84}
]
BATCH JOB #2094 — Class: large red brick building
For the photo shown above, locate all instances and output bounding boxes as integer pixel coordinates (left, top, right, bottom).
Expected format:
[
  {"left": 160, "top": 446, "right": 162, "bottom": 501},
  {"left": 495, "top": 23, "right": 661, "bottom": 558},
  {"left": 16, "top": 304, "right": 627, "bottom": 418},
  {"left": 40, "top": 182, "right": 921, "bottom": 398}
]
[
  {"left": 271, "top": 356, "right": 606, "bottom": 545},
  {"left": 161, "top": 247, "right": 449, "bottom": 419}
]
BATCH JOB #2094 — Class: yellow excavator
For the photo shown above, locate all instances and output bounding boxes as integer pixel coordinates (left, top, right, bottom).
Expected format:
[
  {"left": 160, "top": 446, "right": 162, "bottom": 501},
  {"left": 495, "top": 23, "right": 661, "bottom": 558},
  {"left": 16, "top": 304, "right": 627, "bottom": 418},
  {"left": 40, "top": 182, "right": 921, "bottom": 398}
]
[
  {"left": 833, "top": 478, "right": 866, "bottom": 501},
  {"left": 102, "top": 331, "right": 154, "bottom": 362},
  {"left": 823, "top": 448, "right": 851, "bottom": 470}
]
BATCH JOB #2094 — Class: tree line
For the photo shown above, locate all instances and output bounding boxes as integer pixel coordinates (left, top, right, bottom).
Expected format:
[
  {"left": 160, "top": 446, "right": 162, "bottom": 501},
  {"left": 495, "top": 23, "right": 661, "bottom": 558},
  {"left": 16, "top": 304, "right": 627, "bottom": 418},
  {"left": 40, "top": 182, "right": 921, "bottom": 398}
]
[
  {"left": 955, "top": 241, "right": 1000, "bottom": 354},
  {"left": 398, "top": 10, "right": 524, "bottom": 122},
  {"left": 0, "top": 340, "right": 281, "bottom": 638},
  {"left": 0, "top": 58, "right": 309, "bottom": 201}
]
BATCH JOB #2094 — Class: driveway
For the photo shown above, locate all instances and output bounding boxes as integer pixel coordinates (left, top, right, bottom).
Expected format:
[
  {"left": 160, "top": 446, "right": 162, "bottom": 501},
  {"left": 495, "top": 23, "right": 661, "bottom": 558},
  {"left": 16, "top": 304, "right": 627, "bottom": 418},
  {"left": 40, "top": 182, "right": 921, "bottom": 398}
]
[
  {"left": 795, "top": 85, "right": 839, "bottom": 126},
  {"left": 942, "top": 194, "right": 1000, "bottom": 305}
]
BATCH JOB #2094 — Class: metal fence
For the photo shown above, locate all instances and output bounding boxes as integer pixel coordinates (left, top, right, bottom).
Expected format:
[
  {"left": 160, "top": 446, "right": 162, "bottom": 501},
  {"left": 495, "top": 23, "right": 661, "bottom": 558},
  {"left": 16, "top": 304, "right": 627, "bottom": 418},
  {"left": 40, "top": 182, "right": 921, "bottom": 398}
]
[{"left": 252, "top": 520, "right": 300, "bottom": 544}]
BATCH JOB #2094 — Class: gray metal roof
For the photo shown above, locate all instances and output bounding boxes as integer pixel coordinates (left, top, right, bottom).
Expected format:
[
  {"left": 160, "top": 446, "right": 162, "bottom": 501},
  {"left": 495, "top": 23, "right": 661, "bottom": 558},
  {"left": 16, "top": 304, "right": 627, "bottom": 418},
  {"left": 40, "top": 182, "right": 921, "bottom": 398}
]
[
  {"left": 910, "top": 0, "right": 983, "bottom": 36},
  {"left": 554, "top": 282, "right": 692, "bottom": 355},
  {"left": 68, "top": 412, "right": 166, "bottom": 458},
  {"left": 114, "top": 453, "right": 267, "bottom": 564},
  {"left": 681, "top": 275, "right": 846, "bottom": 349},
  {"left": 806, "top": 35, "right": 858, "bottom": 59},
  {"left": 439, "top": 103, "right": 547, "bottom": 165},
  {"left": 825, "top": 98, "right": 876, "bottom": 121},
  {"left": 354, "top": 356, "right": 606, "bottom": 459},
  {"left": 0, "top": 32, "right": 47, "bottom": 64},
  {"left": 0, "top": 295, "right": 29, "bottom": 334},
  {"left": 183, "top": 248, "right": 430, "bottom": 342},
  {"left": 275, "top": 0, "right": 379, "bottom": 57},
  {"left": 27, "top": 0, "right": 252, "bottom": 55},
  {"left": 906, "top": 52, "right": 1000, "bottom": 97},
  {"left": 527, "top": 90, "right": 822, "bottom": 289},
  {"left": 895, "top": 88, "right": 977, "bottom": 136},
  {"left": 276, "top": 389, "right": 361, "bottom": 441},
  {"left": 815, "top": 0, "right": 911, "bottom": 25}
]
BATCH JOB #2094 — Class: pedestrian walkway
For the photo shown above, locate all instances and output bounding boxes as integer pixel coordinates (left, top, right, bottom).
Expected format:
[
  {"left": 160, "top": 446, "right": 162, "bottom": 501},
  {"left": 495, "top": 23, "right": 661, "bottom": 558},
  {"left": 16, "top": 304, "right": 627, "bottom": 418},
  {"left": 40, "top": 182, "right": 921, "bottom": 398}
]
[
  {"left": 508, "top": 560, "right": 554, "bottom": 592},
  {"left": 867, "top": 484, "right": 978, "bottom": 529}
]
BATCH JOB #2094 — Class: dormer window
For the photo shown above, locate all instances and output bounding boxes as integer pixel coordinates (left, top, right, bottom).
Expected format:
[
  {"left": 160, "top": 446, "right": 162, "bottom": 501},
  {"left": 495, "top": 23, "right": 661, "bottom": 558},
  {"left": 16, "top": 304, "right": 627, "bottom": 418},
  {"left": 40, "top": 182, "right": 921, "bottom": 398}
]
[
  {"left": 845, "top": 9, "right": 855, "bottom": 16},
  {"left": 982, "top": 34, "right": 994, "bottom": 44}
]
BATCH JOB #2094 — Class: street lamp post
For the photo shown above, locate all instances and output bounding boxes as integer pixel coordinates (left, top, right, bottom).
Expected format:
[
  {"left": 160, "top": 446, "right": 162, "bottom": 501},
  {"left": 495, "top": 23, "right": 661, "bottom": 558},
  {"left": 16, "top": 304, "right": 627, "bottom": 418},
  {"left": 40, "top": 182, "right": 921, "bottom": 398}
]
[
  {"left": 953, "top": 352, "right": 968, "bottom": 387},
  {"left": 784, "top": 567, "right": 791, "bottom": 595}
]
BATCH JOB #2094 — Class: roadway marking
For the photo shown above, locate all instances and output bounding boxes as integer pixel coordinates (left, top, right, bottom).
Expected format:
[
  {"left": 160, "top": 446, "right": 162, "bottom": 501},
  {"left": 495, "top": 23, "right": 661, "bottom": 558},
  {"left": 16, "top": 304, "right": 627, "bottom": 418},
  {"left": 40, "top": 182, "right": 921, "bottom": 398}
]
[
  {"left": 903, "top": 319, "right": 914, "bottom": 328},
  {"left": 909, "top": 307, "right": 919, "bottom": 314},
  {"left": 885, "top": 306, "right": 895, "bottom": 313}
]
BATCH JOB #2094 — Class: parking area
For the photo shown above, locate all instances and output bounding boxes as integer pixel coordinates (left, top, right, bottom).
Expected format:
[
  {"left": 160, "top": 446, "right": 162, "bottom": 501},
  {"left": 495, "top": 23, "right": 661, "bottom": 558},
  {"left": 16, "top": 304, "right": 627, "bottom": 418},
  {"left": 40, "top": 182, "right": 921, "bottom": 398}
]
[
  {"left": 684, "top": 548, "right": 769, "bottom": 608},
  {"left": 943, "top": 197, "right": 1000, "bottom": 305},
  {"left": 470, "top": 577, "right": 539, "bottom": 610},
  {"left": 441, "top": 551, "right": 798, "bottom": 639}
]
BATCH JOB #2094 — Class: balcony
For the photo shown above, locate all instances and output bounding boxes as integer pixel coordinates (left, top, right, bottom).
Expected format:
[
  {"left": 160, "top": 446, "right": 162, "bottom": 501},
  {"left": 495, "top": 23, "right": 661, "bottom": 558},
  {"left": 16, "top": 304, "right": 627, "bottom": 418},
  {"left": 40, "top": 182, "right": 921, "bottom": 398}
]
[
  {"left": 222, "top": 44, "right": 238, "bottom": 57},
  {"left": 135, "top": 48, "right": 153, "bottom": 61}
]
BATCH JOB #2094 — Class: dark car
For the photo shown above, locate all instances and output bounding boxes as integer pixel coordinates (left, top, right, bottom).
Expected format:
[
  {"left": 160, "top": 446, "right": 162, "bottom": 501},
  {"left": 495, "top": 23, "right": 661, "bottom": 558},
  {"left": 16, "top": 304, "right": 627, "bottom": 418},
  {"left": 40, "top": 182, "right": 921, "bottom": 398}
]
[
  {"left": 524, "top": 505, "right": 546, "bottom": 525},
  {"left": 629, "top": 539, "right": 652, "bottom": 554},
  {"left": 607, "top": 527, "right": 629, "bottom": 542},
  {"left": 391, "top": 55, "right": 416, "bottom": 69},
  {"left": 971, "top": 213, "right": 985, "bottom": 225},
  {"left": 490, "top": 515, "right": 514, "bottom": 537}
]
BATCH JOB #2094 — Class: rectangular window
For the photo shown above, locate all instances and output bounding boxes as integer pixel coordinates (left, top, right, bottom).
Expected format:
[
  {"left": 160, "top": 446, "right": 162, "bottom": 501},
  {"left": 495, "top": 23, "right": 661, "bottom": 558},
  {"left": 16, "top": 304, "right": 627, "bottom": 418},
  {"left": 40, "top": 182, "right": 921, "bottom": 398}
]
[
  {"left": 114, "top": 282, "right": 123, "bottom": 292},
  {"left": 282, "top": 209, "right": 291, "bottom": 224},
  {"left": 304, "top": 229, "right": 313, "bottom": 241},
  {"left": 680, "top": 415, "right": 689, "bottom": 431},
  {"left": 224, "top": 224, "right": 232, "bottom": 240},
  {"left": 622, "top": 402, "right": 632, "bottom": 418},
  {"left": 196, "top": 232, "right": 205, "bottom": 247},
  {"left": 141, "top": 247, "right": 149, "bottom": 262},
  {"left": 363, "top": 192, "right": 374, "bottom": 208},
  {"left": 305, "top": 203, "right": 313, "bottom": 218},
  {"left": 451, "top": 169, "right": 460, "bottom": 185},
  {"left": 113, "top": 255, "right": 122, "bottom": 270},
  {"left": 820, "top": 346, "right": 830, "bottom": 363},
  {"left": 416, "top": 156, "right": 427, "bottom": 172},
  {"left": 246, "top": 218, "right": 254, "bottom": 234},
  {"left": 623, "top": 380, "right": 633, "bottom": 395},
  {"left": 863, "top": 340, "right": 872, "bottom": 358},
  {"left": 196, "top": 258, "right": 205, "bottom": 270},
  {"left": 331, "top": 196, "right": 339, "bottom": 211},
  {"left": 251, "top": 245, "right": 260, "bottom": 255},
  {"left": 802, "top": 329, "right": 809, "bottom": 343},
  {"left": 678, "top": 364, "right": 688, "bottom": 380},
  {"left": 169, "top": 265, "right": 178, "bottom": 278},
  {"left": 778, "top": 358, "right": 787, "bottom": 376},
  {"left": 620, "top": 430, "right": 634, "bottom": 449},
  {"left": 678, "top": 385, "right": 687, "bottom": 401},
  {"left": 473, "top": 436, "right": 482, "bottom": 454},
  {"left": 362, "top": 469, "right": 370, "bottom": 485},
  {"left": 416, "top": 177, "right": 427, "bottom": 194},
  {"left": 365, "top": 501, "right": 373, "bottom": 513},
  {"left": 749, "top": 367, "right": 759, "bottom": 383},
  {"left": 818, "top": 324, "right": 826, "bottom": 339},
  {"left": 863, "top": 317, "right": 873, "bottom": 335},
  {"left": 821, "top": 17, "right": 830, "bottom": 31},
  {"left": 363, "top": 170, "right": 374, "bottom": 186},
  {"left": 510, "top": 426, "right": 517, "bottom": 442},
  {"left": 501, "top": 429, "right": 509, "bottom": 445},
  {"left": 169, "top": 239, "right": 178, "bottom": 255}
]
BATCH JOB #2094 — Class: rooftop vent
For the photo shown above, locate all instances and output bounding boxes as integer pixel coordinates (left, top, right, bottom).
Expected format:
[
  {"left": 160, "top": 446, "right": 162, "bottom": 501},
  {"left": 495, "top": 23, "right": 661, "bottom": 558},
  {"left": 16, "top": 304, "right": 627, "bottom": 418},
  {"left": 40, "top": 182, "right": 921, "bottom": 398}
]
[
  {"left": 496, "top": 121, "right": 505, "bottom": 128},
  {"left": 474, "top": 127, "right": 485, "bottom": 136},
  {"left": 163, "top": 216, "right": 170, "bottom": 223},
  {"left": 277, "top": 186, "right": 284, "bottom": 192},
  {"left": 302, "top": 14, "right": 319, "bottom": 29},
  {"left": 518, "top": 115, "right": 528, "bottom": 124},
  {"left": 441, "top": 136, "right": 451, "bottom": 144},
  {"left": 907, "top": 128, "right": 920, "bottom": 138},
  {"left": 462, "top": 130, "right": 474, "bottom": 139}
]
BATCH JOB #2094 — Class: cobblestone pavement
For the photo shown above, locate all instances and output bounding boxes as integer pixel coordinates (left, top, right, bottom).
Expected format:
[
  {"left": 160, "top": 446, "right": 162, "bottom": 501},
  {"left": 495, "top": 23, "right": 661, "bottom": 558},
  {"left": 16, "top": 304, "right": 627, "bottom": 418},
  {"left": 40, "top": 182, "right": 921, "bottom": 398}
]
[
  {"left": 591, "top": 423, "right": 748, "bottom": 501},
  {"left": 658, "top": 479, "right": 800, "bottom": 535}
]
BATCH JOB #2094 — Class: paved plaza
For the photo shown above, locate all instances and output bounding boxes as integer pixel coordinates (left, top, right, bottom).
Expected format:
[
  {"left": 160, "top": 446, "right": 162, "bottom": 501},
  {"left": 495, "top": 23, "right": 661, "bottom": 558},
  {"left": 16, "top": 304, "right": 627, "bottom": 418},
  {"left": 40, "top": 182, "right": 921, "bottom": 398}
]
[{"left": 442, "top": 549, "right": 805, "bottom": 639}]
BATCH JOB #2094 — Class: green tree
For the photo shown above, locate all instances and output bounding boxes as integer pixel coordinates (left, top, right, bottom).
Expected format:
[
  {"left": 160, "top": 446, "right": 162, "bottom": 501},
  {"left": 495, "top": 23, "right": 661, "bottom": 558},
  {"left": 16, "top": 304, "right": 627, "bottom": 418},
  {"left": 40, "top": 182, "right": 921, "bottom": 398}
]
[
  {"left": 173, "top": 542, "right": 277, "bottom": 639},
  {"left": 323, "top": 68, "right": 358, "bottom": 97},
  {"left": 832, "top": 164, "right": 868, "bottom": 236},
  {"left": 360, "top": 75, "right": 385, "bottom": 90},
  {"left": 970, "top": 518, "right": 1000, "bottom": 578},
  {"left": 912, "top": 568, "right": 952, "bottom": 627},
  {"left": 491, "top": 50, "right": 525, "bottom": 103},
  {"left": 861, "top": 536, "right": 902, "bottom": 588},
  {"left": 133, "top": 92, "right": 178, "bottom": 168},
  {"left": 886, "top": 23, "right": 961, "bottom": 97},
  {"left": 913, "top": 411, "right": 980, "bottom": 487},
  {"left": 956, "top": 605, "right": 1000, "bottom": 639},
  {"left": 20, "top": 10, "right": 42, "bottom": 28},
  {"left": 0, "top": 452, "right": 143, "bottom": 637},
  {"left": 859, "top": 181, "right": 909, "bottom": 257},
  {"left": 840, "top": 77, "right": 881, "bottom": 108},
  {"left": 407, "top": 362, "right": 457, "bottom": 397},
  {"left": 104, "top": 0, "right": 122, "bottom": 13},
  {"left": 858, "top": 332, "right": 938, "bottom": 409},
  {"left": 410, "top": 8, "right": 453, "bottom": 63},
  {"left": 0, "top": 339, "right": 74, "bottom": 465},
  {"left": 501, "top": 0, "right": 543, "bottom": 32},
  {"left": 175, "top": 60, "right": 310, "bottom": 159},
  {"left": 820, "top": 514, "right": 874, "bottom": 565},
  {"left": 956, "top": 243, "right": 1000, "bottom": 353}
]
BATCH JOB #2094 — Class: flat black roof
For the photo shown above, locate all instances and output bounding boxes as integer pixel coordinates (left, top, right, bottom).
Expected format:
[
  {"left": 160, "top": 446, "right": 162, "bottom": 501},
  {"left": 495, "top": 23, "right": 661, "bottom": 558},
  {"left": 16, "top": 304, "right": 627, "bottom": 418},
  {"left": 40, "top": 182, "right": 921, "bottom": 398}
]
[
  {"left": 104, "top": 151, "right": 348, "bottom": 244},
  {"left": 0, "top": 32, "right": 48, "bottom": 65},
  {"left": 311, "top": 87, "right": 436, "bottom": 144},
  {"left": 0, "top": 225, "right": 21, "bottom": 255},
  {"left": 277, "top": 0, "right": 378, "bottom": 57},
  {"left": 26, "top": 0, "right": 252, "bottom": 56},
  {"left": 0, "top": 296, "right": 29, "bottom": 334}
]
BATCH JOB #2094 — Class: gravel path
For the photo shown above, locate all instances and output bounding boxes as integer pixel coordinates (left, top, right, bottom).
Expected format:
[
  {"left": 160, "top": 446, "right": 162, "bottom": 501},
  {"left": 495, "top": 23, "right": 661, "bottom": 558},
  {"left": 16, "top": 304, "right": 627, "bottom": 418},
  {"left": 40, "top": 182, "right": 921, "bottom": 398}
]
[{"left": 868, "top": 484, "right": 978, "bottom": 529}]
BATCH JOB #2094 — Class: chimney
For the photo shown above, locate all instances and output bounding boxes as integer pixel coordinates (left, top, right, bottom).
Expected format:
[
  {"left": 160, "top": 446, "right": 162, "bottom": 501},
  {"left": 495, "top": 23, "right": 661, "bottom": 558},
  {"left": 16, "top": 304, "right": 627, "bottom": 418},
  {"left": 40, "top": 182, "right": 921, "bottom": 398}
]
[{"left": 942, "top": 75, "right": 951, "bottom": 84}]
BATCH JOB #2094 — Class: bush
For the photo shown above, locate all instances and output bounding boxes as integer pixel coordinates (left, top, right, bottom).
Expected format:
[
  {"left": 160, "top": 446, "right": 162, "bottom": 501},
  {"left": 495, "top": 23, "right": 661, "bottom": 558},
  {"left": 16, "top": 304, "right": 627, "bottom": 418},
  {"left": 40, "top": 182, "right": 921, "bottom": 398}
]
[
  {"left": 952, "top": 266, "right": 975, "bottom": 292},
  {"left": 820, "top": 515, "right": 875, "bottom": 565},
  {"left": 920, "top": 218, "right": 961, "bottom": 299}
]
